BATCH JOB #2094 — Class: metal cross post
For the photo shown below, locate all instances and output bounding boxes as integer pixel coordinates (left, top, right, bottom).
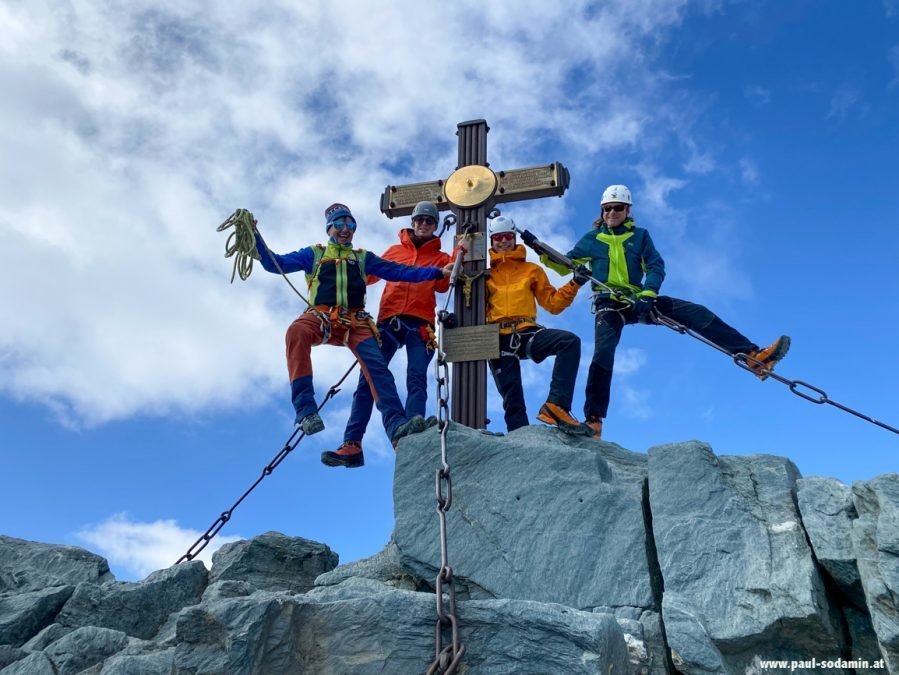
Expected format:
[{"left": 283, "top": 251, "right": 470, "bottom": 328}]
[{"left": 381, "top": 119, "right": 569, "bottom": 428}]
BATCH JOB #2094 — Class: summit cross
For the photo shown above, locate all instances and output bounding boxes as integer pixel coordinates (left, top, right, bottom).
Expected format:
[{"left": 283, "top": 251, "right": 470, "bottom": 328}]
[{"left": 380, "top": 119, "right": 569, "bottom": 428}]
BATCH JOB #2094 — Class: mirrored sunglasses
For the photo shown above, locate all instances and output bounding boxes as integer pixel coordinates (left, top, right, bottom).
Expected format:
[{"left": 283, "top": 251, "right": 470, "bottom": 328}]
[
  {"left": 412, "top": 215, "right": 437, "bottom": 226},
  {"left": 330, "top": 218, "right": 357, "bottom": 231},
  {"left": 491, "top": 232, "right": 515, "bottom": 242},
  {"left": 602, "top": 204, "right": 628, "bottom": 214}
]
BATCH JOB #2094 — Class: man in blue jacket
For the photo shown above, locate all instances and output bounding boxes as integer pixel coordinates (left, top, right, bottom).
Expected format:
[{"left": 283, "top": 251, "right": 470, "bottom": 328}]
[
  {"left": 255, "top": 203, "right": 453, "bottom": 465},
  {"left": 548, "top": 185, "right": 789, "bottom": 440}
]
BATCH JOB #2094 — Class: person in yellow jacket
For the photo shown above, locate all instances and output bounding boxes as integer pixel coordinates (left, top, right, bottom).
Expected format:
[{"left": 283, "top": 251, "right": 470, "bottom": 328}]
[{"left": 486, "top": 215, "right": 589, "bottom": 434}]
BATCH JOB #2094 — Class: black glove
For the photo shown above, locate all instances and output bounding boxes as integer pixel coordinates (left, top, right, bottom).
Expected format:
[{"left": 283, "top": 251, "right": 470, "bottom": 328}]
[
  {"left": 634, "top": 295, "right": 656, "bottom": 323},
  {"left": 572, "top": 266, "right": 591, "bottom": 286},
  {"left": 520, "top": 229, "right": 538, "bottom": 247}
]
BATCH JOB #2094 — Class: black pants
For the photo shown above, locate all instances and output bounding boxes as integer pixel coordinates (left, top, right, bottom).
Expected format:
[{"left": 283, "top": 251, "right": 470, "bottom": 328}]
[
  {"left": 489, "top": 327, "right": 581, "bottom": 432},
  {"left": 585, "top": 295, "right": 757, "bottom": 420}
]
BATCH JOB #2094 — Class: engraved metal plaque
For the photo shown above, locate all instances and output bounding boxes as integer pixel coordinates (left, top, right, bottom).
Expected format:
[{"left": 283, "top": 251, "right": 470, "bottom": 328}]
[
  {"left": 443, "top": 165, "right": 498, "bottom": 208},
  {"left": 380, "top": 180, "right": 447, "bottom": 218},
  {"left": 442, "top": 323, "right": 499, "bottom": 362},
  {"left": 457, "top": 232, "right": 486, "bottom": 263},
  {"left": 493, "top": 162, "right": 570, "bottom": 204}
]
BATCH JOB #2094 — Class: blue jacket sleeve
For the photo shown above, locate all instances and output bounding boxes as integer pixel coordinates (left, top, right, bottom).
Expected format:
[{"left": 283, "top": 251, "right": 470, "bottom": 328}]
[
  {"left": 365, "top": 252, "right": 444, "bottom": 282},
  {"left": 641, "top": 231, "right": 666, "bottom": 293},
  {"left": 566, "top": 230, "right": 597, "bottom": 261},
  {"left": 255, "top": 232, "right": 314, "bottom": 274}
]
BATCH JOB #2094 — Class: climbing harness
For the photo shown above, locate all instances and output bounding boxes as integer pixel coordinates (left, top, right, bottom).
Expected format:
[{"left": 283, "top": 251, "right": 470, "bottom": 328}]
[
  {"left": 426, "top": 241, "right": 466, "bottom": 675},
  {"left": 174, "top": 361, "right": 358, "bottom": 565},
  {"left": 177, "top": 210, "right": 388, "bottom": 564},
  {"left": 518, "top": 226, "right": 899, "bottom": 439}
]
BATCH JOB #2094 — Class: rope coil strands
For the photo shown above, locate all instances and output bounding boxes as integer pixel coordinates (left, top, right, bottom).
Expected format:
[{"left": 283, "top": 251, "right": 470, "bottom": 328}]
[{"left": 217, "top": 208, "right": 261, "bottom": 283}]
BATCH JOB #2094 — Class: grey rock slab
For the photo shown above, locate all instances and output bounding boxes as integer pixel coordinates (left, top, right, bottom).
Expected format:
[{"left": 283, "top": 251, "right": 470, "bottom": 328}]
[
  {"left": 209, "top": 530, "right": 337, "bottom": 593},
  {"left": 648, "top": 442, "right": 842, "bottom": 673},
  {"left": 394, "top": 424, "right": 655, "bottom": 610},
  {"left": 0, "top": 535, "right": 113, "bottom": 594},
  {"left": 174, "top": 577, "right": 629, "bottom": 674},
  {"left": 57, "top": 560, "right": 207, "bottom": 639},
  {"left": 99, "top": 648, "right": 175, "bottom": 674},
  {"left": 0, "top": 585, "right": 73, "bottom": 646},
  {"left": 0, "top": 651, "right": 55, "bottom": 675},
  {"left": 41, "top": 626, "right": 129, "bottom": 675},
  {"left": 0, "top": 646, "right": 24, "bottom": 670},
  {"left": 797, "top": 476, "right": 864, "bottom": 603},
  {"left": 851, "top": 473, "right": 899, "bottom": 671},
  {"left": 315, "top": 537, "right": 425, "bottom": 591},
  {"left": 21, "top": 622, "right": 72, "bottom": 651}
]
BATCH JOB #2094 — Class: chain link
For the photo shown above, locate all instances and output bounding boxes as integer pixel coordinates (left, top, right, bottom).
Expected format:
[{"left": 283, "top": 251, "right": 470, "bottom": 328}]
[
  {"left": 174, "top": 362, "right": 358, "bottom": 565},
  {"left": 652, "top": 311, "right": 899, "bottom": 436},
  {"left": 426, "top": 248, "right": 467, "bottom": 673}
]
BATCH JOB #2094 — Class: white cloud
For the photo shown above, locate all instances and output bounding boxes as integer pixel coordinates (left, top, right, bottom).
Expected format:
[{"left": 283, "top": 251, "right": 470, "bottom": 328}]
[
  {"left": 0, "top": 0, "right": 710, "bottom": 426},
  {"left": 744, "top": 85, "right": 771, "bottom": 107},
  {"left": 889, "top": 46, "right": 899, "bottom": 88},
  {"left": 826, "top": 86, "right": 860, "bottom": 119},
  {"left": 76, "top": 512, "right": 242, "bottom": 580},
  {"left": 738, "top": 157, "right": 760, "bottom": 187}
]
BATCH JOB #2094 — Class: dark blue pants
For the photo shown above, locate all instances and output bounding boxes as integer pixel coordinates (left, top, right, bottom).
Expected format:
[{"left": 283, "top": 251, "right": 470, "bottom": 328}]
[
  {"left": 343, "top": 316, "right": 434, "bottom": 443},
  {"left": 585, "top": 295, "right": 757, "bottom": 420},
  {"left": 489, "top": 327, "right": 581, "bottom": 432}
]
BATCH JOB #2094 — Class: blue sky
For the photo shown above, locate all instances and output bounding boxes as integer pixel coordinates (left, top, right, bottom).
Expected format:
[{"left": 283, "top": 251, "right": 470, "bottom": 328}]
[{"left": 2, "top": 0, "right": 898, "bottom": 581}]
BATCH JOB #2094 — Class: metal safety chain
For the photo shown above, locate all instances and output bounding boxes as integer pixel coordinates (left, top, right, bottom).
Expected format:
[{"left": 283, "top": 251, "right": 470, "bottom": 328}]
[
  {"left": 426, "top": 235, "right": 467, "bottom": 675},
  {"left": 652, "top": 312, "right": 899, "bottom": 436},
  {"left": 174, "top": 361, "right": 358, "bottom": 565},
  {"left": 179, "top": 208, "right": 377, "bottom": 566}
]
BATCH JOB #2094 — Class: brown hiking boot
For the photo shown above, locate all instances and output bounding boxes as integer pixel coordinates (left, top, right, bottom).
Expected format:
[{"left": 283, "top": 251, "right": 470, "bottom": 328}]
[
  {"left": 536, "top": 402, "right": 590, "bottom": 436},
  {"left": 321, "top": 441, "right": 364, "bottom": 468},
  {"left": 745, "top": 335, "right": 791, "bottom": 380},
  {"left": 584, "top": 417, "right": 603, "bottom": 440}
]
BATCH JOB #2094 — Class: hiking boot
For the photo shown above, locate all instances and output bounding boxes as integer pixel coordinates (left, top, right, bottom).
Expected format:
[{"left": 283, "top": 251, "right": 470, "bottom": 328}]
[
  {"left": 321, "top": 441, "right": 364, "bottom": 468},
  {"left": 745, "top": 335, "right": 791, "bottom": 379},
  {"left": 391, "top": 415, "right": 427, "bottom": 448},
  {"left": 536, "top": 402, "right": 590, "bottom": 436},
  {"left": 584, "top": 416, "right": 603, "bottom": 440},
  {"left": 298, "top": 412, "right": 325, "bottom": 436}
]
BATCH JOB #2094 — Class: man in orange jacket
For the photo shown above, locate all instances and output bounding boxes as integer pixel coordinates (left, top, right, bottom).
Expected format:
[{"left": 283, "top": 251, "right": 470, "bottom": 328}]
[
  {"left": 486, "top": 215, "right": 589, "bottom": 435},
  {"left": 323, "top": 202, "right": 457, "bottom": 468}
]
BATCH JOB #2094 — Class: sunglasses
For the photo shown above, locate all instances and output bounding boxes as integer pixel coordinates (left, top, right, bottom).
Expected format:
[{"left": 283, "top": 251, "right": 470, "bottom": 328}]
[
  {"left": 330, "top": 218, "right": 357, "bottom": 231},
  {"left": 602, "top": 204, "right": 628, "bottom": 214},
  {"left": 491, "top": 232, "right": 515, "bottom": 243},
  {"left": 412, "top": 215, "right": 437, "bottom": 226}
]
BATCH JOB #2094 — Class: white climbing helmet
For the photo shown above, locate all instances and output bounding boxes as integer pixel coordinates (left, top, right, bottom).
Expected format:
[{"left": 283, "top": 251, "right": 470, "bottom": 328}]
[
  {"left": 600, "top": 184, "right": 633, "bottom": 206},
  {"left": 488, "top": 215, "right": 516, "bottom": 237}
]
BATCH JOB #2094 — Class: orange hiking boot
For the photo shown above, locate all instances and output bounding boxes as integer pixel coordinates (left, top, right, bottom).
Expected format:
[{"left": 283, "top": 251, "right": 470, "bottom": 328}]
[
  {"left": 745, "top": 335, "right": 791, "bottom": 379},
  {"left": 536, "top": 402, "right": 590, "bottom": 436},
  {"left": 584, "top": 416, "right": 603, "bottom": 439},
  {"left": 321, "top": 441, "right": 364, "bottom": 468}
]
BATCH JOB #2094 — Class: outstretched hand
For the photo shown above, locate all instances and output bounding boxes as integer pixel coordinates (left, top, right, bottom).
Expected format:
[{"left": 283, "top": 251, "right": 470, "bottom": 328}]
[
  {"left": 634, "top": 296, "right": 655, "bottom": 323},
  {"left": 572, "top": 265, "right": 591, "bottom": 286}
]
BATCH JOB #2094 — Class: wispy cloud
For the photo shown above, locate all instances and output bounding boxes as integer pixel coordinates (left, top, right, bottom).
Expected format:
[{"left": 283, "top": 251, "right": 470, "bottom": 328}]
[
  {"left": 744, "top": 85, "right": 771, "bottom": 107},
  {"left": 826, "top": 85, "right": 861, "bottom": 119},
  {"left": 886, "top": 0, "right": 899, "bottom": 17},
  {"left": 738, "top": 157, "right": 760, "bottom": 187},
  {"left": 76, "top": 513, "right": 242, "bottom": 580},
  {"left": 889, "top": 46, "right": 899, "bottom": 88}
]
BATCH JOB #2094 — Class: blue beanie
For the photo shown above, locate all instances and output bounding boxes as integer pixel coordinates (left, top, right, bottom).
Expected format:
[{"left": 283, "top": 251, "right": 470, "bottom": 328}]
[{"left": 324, "top": 203, "right": 355, "bottom": 231}]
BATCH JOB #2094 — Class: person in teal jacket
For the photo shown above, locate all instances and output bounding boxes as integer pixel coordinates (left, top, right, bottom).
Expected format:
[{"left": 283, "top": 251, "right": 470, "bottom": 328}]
[
  {"left": 549, "top": 184, "right": 790, "bottom": 440},
  {"left": 254, "top": 203, "right": 453, "bottom": 465}
]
